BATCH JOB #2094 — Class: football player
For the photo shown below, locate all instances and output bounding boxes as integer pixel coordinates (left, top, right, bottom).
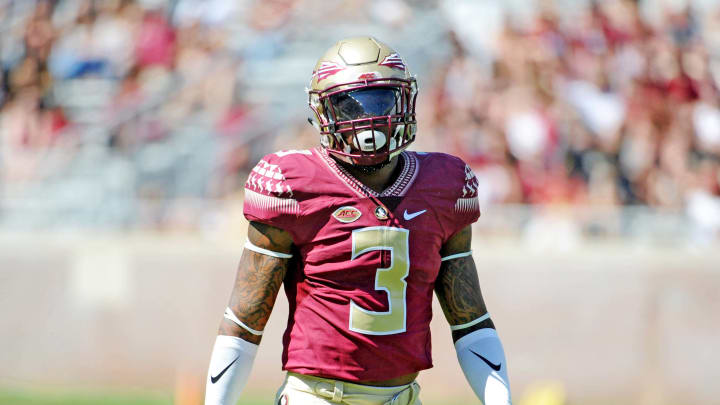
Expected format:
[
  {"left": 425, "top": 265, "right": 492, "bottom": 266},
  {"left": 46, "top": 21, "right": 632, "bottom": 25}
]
[{"left": 204, "top": 37, "right": 512, "bottom": 405}]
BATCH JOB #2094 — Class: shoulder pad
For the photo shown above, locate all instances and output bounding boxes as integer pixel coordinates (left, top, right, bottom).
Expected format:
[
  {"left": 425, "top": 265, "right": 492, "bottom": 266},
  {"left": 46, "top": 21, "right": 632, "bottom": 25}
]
[
  {"left": 244, "top": 150, "right": 314, "bottom": 200},
  {"left": 417, "top": 152, "right": 480, "bottom": 210},
  {"left": 243, "top": 151, "right": 314, "bottom": 226},
  {"left": 415, "top": 152, "right": 481, "bottom": 238}
]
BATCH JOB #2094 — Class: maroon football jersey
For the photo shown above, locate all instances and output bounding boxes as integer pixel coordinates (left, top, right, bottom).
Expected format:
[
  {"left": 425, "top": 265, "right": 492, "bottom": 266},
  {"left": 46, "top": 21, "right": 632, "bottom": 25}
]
[{"left": 243, "top": 147, "right": 480, "bottom": 381}]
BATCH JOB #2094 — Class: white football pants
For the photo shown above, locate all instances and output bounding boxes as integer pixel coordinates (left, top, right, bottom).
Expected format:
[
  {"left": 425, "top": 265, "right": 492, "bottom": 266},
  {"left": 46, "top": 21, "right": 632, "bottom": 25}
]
[{"left": 274, "top": 372, "right": 422, "bottom": 405}]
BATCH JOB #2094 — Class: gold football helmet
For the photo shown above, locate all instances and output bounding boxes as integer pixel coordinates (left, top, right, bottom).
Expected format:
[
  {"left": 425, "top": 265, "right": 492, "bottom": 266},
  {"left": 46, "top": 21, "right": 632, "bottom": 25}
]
[{"left": 308, "top": 37, "right": 418, "bottom": 166}]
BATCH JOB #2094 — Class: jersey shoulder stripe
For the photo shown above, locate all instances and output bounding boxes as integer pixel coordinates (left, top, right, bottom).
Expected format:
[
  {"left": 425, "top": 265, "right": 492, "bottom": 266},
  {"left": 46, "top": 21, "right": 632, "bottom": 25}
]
[{"left": 244, "top": 188, "right": 300, "bottom": 215}]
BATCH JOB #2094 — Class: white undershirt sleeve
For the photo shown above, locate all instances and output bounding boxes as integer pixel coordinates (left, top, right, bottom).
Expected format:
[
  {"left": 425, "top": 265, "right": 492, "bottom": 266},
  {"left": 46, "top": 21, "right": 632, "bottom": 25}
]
[
  {"left": 455, "top": 328, "right": 512, "bottom": 405},
  {"left": 205, "top": 335, "right": 258, "bottom": 405}
]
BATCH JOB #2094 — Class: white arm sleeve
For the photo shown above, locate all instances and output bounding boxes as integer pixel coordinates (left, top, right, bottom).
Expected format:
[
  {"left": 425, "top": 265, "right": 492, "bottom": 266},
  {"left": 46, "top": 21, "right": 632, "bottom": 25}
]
[
  {"left": 205, "top": 335, "right": 258, "bottom": 405},
  {"left": 455, "top": 328, "right": 512, "bottom": 405}
]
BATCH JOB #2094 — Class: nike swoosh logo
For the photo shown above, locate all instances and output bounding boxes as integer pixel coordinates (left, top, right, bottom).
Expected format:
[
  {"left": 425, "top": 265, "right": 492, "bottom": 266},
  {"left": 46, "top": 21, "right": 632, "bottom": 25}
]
[
  {"left": 403, "top": 209, "right": 427, "bottom": 220},
  {"left": 469, "top": 349, "right": 502, "bottom": 371},
  {"left": 210, "top": 356, "right": 239, "bottom": 384}
]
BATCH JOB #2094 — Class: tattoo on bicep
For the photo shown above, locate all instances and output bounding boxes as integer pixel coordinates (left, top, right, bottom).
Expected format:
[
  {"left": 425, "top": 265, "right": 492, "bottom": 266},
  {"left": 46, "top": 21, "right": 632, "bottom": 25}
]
[
  {"left": 248, "top": 222, "right": 291, "bottom": 252},
  {"left": 435, "top": 256, "right": 488, "bottom": 326},
  {"left": 220, "top": 250, "right": 288, "bottom": 343}
]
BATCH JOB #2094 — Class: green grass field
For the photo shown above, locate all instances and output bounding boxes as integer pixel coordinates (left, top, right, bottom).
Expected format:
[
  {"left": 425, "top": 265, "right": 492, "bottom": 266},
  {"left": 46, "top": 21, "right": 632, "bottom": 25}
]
[
  {"left": 0, "top": 388, "right": 172, "bottom": 405},
  {"left": 0, "top": 388, "right": 277, "bottom": 405},
  {"left": 0, "top": 387, "right": 473, "bottom": 405}
]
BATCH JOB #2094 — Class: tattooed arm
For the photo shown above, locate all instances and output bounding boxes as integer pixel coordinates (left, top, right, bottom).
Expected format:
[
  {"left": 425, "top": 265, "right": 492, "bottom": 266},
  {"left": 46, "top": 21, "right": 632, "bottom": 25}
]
[
  {"left": 435, "top": 225, "right": 494, "bottom": 342},
  {"left": 436, "top": 225, "right": 512, "bottom": 404},
  {"left": 205, "top": 221, "right": 293, "bottom": 405},
  {"left": 220, "top": 221, "right": 293, "bottom": 344}
]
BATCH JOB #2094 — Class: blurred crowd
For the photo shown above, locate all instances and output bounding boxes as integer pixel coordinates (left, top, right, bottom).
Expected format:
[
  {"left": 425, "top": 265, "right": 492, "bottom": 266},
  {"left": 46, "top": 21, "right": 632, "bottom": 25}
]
[
  {"left": 428, "top": 1, "right": 720, "bottom": 216},
  {"left": 1, "top": 0, "right": 720, "bottom": 234},
  {"left": 0, "top": 0, "right": 250, "bottom": 196},
  {"left": 0, "top": 0, "right": 416, "bottom": 206}
]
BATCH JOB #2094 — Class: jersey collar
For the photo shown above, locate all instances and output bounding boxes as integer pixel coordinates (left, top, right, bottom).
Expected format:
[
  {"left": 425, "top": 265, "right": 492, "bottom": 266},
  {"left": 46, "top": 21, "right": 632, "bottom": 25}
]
[{"left": 315, "top": 147, "right": 419, "bottom": 198}]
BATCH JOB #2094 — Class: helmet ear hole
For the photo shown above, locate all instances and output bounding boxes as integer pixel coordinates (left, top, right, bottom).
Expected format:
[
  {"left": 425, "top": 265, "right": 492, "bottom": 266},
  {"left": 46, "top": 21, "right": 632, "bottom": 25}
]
[{"left": 308, "top": 117, "right": 321, "bottom": 132}]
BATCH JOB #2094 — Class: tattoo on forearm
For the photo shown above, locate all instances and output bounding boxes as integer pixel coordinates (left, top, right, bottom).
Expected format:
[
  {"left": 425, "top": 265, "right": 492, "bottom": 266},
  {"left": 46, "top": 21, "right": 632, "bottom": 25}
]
[
  {"left": 435, "top": 256, "right": 488, "bottom": 325},
  {"left": 220, "top": 250, "right": 288, "bottom": 344},
  {"left": 437, "top": 226, "right": 496, "bottom": 341},
  {"left": 435, "top": 256, "right": 495, "bottom": 341}
]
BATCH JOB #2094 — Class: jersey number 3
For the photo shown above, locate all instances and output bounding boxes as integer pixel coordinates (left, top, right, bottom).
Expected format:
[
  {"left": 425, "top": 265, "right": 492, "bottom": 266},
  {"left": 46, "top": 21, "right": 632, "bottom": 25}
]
[{"left": 349, "top": 226, "right": 410, "bottom": 335}]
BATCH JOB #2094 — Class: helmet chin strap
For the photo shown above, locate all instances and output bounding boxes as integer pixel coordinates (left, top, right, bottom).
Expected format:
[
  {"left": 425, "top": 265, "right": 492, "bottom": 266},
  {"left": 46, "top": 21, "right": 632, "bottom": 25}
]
[{"left": 338, "top": 155, "right": 393, "bottom": 174}]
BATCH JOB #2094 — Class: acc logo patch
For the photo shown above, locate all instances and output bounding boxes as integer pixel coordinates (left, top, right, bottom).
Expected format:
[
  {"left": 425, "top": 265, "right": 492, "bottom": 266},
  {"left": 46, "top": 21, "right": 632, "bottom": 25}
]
[
  {"left": 357, "top": 71, "right": 380, "bottom": 80},
  {"left": 332, "top": 206, "right": 362, "bottom": 223}
]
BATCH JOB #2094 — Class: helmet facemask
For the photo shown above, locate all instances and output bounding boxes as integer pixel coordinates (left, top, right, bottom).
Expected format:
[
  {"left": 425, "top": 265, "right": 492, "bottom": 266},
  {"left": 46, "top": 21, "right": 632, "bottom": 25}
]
[{"left": 309, "top": 77, "right": 417, "bottom": 166}]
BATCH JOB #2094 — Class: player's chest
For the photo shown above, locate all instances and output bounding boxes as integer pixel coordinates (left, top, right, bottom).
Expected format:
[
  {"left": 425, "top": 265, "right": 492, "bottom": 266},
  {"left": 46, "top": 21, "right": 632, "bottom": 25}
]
[{"left": 300, "top": 196, "right": 445, "bottom": 274}]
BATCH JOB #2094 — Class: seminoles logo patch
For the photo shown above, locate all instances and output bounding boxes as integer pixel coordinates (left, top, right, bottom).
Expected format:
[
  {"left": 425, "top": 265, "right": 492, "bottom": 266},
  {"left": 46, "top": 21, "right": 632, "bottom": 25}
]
[
  {"left": 379, "top": 53, "right": 406, "bottom": 70},
  {"left": 313, "top": 61, "right": 346, "bottom": 81},
  {"left": 332, "top": 206, "right": 362, "bottom": 223}
]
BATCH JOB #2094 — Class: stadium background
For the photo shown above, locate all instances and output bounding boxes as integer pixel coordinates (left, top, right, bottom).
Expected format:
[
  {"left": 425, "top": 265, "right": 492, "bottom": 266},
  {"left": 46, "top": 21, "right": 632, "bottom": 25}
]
[{"left": 1, "top": 0, "right": 719, "bottom": 404}]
